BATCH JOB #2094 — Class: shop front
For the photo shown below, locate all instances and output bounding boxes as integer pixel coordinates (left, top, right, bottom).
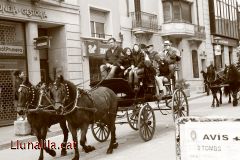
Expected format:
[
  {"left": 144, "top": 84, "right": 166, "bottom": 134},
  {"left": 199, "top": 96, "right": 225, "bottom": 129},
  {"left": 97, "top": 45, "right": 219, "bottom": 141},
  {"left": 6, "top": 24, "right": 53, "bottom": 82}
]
[
  {"left": 0, "top": 20, "right": 27, "bottom": 125},
  {"left": 83, "top": 38, "right": 109, "bottom": 82},
  {"left": 0, "top": 0, "right": 81, "bottom": 125},
  {"left": 212, "top": 36, "right": 238, "bottom": 70}
]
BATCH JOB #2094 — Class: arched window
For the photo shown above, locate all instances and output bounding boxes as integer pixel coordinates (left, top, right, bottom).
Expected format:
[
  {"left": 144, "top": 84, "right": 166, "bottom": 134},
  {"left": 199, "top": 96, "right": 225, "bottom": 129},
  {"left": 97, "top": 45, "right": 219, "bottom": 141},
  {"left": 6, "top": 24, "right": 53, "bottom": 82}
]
[{"left": 192, "top": 50, "right": 199, "bottom": 78}]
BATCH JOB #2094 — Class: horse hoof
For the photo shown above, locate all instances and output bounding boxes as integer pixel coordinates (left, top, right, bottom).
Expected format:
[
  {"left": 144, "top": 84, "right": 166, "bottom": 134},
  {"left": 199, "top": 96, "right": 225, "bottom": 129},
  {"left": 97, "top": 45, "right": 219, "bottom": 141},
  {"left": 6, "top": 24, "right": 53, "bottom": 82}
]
[
  {"left": 83, "top": 145, "right": 95, "bottom": 153},
  {"left": 72, "top": 156, "right": 79, "bottom": 160},
  {"left": 228, "top": 101, "right": 231, "bottom": 103},
  {"left": 107, "top": 148, "right": 113, "bottom": 154},
  {"left": 48, "top": 149, "right": 56, "bottom": 157},
  {"left": 61, "top": 149, "right": 67, "bottom": 156},
  {"left": 113, "top": 142, "right": 118, "bottom": 149},
  {"left": 38, "top": 157, "right": 43, "bottom": 160}
]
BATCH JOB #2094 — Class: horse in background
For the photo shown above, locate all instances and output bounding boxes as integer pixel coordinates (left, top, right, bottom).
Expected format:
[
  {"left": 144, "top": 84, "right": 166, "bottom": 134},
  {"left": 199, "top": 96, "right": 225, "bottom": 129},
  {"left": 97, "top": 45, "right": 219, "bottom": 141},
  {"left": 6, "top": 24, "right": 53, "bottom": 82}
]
[
  {"left": 48, "top": 77, "right": 118, "bottom": 160},
  {"left": 206, "top": 64, "right": 223, "bottom": 107},
  {"left": 17, "top": 78, "right": 69, "bottom": 160},
  {"left": 224, "top": 64, "right": 240, "bottom": 106}
]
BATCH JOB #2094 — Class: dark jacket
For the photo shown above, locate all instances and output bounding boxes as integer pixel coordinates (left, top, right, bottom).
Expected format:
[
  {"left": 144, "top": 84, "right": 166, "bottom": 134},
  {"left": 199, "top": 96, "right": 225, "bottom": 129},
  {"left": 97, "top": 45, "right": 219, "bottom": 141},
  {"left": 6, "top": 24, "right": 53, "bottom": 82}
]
[
  {"left": 158, "top": 59, "right": 170, "bottom": 77},
  {"left": 132, "top": 51, "right": 145, "bottom": 68},
  {"left": 120, "top": 55, "right": 133, "bottom": 69},
  {"left": 103, "top": 46, "right": 123, "bottom": 67},
  {"left": 14, "top": 77, "right": 23, "bottom": 100}
]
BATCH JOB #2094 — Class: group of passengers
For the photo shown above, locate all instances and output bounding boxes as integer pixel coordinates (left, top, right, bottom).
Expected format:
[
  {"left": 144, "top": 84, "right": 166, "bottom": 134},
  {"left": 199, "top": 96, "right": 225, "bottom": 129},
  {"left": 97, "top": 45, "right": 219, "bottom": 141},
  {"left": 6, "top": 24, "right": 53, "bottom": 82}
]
[{"left": 99, "top": 37, "right": 181, "bottom": 99}]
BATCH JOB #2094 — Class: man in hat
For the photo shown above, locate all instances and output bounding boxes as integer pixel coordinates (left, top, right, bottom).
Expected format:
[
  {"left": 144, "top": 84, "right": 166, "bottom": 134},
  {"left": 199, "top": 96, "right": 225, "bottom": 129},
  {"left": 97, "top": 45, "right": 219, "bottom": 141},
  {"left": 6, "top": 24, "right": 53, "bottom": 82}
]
[{"left": 159, "top": 40, "right": 181, "bottom": 78}]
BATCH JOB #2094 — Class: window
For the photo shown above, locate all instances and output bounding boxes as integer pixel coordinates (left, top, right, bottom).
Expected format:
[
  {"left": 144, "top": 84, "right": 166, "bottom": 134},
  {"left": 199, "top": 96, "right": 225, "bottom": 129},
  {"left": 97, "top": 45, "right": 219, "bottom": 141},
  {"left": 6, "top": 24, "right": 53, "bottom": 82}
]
[
  {"left": 91, "top": 21, "right": 105, "bottom": 38},
  {"left": 163, "top": 1, "right": 192, "bottom": 23},
  {"left": 181, "top": 2, "right": 192, "bottom": 22},
  {"left": 163, "top": 2, "right": 171, "bottom": 22},
  {"left": 90, "top": 9, "right": 110, "bottom": 39},
  {"left": 172, "top": 1, "right": 181, "bottom": 21},
  {"left": 0, "top": 20, "right": 26, "bottom": 56},
  {"left": 212, "top": 0, "right": 238, "bottom": 39},
  {"left": 192, "top": 50, "right": 199, "bottom": 78}
]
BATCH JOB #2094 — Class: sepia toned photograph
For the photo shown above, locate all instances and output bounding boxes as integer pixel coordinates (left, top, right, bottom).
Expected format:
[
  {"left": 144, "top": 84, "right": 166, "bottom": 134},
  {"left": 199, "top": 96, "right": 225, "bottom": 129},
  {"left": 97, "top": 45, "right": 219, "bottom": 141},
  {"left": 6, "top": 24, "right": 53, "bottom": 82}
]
[{"left": 0, "top": 0, "right": 240, "bottom": 159}]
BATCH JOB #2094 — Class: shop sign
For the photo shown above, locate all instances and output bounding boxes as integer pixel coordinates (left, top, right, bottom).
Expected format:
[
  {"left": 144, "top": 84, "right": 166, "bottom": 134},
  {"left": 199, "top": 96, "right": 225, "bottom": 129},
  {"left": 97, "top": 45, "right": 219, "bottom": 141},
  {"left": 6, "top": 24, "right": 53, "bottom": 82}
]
[
  {"left": 176, "top": 117, "right": 240, "bottom": 160},
  {"left": 86, "top": 40, "right": 109, "bottom": 56},
  {"left": 34, "top": 36, "right": 51, "bottom": 50},
  {"left": 214, "top": 45, "right": 221, "bottom": 55},
  {"left": 0, "top": 3, "right": 47, "bottom": 19},
  {"left": 212, "top": 36, "right": 238, "bottom": 47},
  {"left": 0, "top": 45, "right": 24, "bottom": 55}
]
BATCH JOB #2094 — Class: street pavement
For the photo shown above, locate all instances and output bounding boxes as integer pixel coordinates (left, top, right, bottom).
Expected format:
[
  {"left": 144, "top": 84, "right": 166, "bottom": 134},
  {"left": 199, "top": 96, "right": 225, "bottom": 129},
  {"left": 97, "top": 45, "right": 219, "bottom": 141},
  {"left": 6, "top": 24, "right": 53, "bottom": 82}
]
[{"left": 1, "top": 93, "right": 240, "bottom": 160}]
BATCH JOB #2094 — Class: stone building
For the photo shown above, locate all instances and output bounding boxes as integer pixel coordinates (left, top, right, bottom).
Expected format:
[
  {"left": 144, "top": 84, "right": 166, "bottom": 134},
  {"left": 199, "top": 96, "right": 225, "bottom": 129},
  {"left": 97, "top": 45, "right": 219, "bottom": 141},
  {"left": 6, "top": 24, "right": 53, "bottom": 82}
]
[{"left": 0, "top": 0, "right": 81, "bottom": 125}]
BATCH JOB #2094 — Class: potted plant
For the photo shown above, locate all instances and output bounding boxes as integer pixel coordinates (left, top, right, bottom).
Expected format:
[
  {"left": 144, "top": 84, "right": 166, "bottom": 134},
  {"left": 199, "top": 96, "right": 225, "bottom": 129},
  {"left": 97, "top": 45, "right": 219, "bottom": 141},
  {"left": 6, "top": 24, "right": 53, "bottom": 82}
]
[{"left": 175, "top": 79, "right": 190, "bottom": 97}]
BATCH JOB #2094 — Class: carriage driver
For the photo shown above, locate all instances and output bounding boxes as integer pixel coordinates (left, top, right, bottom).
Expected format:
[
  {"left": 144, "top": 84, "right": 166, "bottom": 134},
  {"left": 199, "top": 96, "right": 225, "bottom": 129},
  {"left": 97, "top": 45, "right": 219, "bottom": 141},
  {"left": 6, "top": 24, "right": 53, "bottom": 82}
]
[
  {"left": 100, "top": 38, "right": 124, "bottom": 79},
  {"left": 155, "top": 40, "right": 181, "bottom": 96}
]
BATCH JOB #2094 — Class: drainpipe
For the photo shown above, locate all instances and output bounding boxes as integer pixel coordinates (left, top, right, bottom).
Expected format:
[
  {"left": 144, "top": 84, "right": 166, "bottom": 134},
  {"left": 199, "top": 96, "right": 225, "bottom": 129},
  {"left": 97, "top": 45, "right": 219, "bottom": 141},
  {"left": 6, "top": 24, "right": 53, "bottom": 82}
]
[{"left": 196, "top": 0, "right": 200, "bottom": 28}]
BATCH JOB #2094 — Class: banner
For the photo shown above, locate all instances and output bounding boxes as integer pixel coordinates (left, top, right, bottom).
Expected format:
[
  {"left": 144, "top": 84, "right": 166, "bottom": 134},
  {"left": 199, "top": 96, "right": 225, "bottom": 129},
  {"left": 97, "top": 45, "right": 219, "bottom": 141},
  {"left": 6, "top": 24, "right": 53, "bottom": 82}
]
[{"left": 0, "top": 45, "right": 24, "bottom": 55}]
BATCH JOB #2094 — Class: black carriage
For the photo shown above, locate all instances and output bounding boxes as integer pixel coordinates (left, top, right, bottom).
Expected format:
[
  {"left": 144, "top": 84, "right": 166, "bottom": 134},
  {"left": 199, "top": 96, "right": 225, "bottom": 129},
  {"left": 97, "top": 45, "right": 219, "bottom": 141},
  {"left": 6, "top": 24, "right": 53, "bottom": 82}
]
[{"left": 90, "top": 77, "right": 189, "bottom": 142}]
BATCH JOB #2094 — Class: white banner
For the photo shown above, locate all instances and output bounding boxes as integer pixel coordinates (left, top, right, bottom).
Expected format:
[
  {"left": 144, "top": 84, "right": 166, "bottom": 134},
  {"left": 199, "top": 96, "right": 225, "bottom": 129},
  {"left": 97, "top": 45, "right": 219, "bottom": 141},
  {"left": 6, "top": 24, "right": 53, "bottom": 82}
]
[
  {"left": 0, "top": 45, "right": 24, "bottom": 55},
  {"left": 176, "top": 117, "right": 240, "bottom": 160}
]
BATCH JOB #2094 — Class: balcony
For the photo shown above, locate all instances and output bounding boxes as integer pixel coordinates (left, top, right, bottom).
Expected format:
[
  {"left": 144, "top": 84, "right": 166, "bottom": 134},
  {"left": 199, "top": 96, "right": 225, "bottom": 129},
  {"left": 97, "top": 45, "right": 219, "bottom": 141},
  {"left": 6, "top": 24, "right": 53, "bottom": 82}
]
[
  {"left": 187, "top": 25, "right": 206, "bottom": 46},
  {"left": 193, "top": 25, "right": 206, "bottom": 40},
  {"left": 130, "top": 11, "right": 158, "bottom": 35},
  {"left": 161, "top": 22, "right": 195, "bottom": 38}
]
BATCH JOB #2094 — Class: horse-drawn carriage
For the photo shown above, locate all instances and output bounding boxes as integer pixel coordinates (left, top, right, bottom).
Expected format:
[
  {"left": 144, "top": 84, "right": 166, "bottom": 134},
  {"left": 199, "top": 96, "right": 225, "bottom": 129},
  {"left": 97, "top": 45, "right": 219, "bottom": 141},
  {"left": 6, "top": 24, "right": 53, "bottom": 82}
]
[
  {"left": 90, "top": 77, "right": 189, "bottom": 142},
  {"left": 16, "top": 72, "right": 189, "bottom": 160}
]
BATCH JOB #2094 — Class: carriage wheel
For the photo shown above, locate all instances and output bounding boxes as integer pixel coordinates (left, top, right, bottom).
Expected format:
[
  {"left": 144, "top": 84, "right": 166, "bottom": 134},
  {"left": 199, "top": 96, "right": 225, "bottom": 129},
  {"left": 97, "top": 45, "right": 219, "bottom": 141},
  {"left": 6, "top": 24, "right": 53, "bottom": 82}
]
[
  {"left": 91, "top": 121, "right": 110, "bottom": 142},
  {"left": 127, "top": 104, "right": 140, "bottom": 130},
  {"left": 138, "top": 103, "right": 156, "bottom": 141},
  {"left": 172, "top": 89, "right": 189, "bottom": 121}
]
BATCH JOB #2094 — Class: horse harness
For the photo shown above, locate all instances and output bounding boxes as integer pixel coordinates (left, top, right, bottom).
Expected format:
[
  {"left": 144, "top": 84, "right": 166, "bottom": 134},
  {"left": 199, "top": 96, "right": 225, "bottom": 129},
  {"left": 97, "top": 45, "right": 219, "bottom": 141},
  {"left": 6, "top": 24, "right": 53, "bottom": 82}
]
[
  {"left": 18, "top": 84, "right": 36, "bottom": 110},
  {"left": 61, "top": 87, "right": 97, "bottom": 116}
]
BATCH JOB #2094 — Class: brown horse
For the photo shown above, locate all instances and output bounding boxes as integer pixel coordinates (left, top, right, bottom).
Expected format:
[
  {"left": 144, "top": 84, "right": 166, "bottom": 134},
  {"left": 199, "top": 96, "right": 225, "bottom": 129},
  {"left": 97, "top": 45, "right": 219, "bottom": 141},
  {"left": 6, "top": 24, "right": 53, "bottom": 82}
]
[
  {"left": 49, "top": 78, "right": 118, "bottom": 160},
  {"left": 206, "top": 65, "right": 223, "bottom": 107},
  {"left": 17, "top": 79, "right": 69, "bottom": 160}
]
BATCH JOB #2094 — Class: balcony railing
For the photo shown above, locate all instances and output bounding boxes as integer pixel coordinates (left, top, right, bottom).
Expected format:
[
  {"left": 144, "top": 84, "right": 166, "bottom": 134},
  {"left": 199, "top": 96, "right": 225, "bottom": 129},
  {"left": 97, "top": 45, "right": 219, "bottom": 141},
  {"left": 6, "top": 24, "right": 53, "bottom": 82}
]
[
  {"left": 130, "top": 11, "right": 158, "bottom": 32},
  {"left": 91, "top": 33, "right": 112, "bottom": 39},
  {"left": 194, "top": 25, "right": 206, "bottom": 40}
]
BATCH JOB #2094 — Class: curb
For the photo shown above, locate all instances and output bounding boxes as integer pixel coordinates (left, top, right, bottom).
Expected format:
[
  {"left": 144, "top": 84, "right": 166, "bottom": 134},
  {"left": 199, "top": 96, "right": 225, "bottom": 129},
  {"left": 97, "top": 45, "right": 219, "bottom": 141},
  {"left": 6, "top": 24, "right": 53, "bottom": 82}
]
[{"left": 0, "top": 93, "right": 207, "bottom": 151}]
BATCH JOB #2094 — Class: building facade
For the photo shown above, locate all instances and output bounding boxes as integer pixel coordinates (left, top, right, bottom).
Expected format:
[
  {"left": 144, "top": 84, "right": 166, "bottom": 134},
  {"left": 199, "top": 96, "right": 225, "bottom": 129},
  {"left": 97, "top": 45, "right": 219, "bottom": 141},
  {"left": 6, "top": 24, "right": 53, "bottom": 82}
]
[
  {"left": 119, "top": 0, "right": 208, "bottom": 92},
  {"left": 0, "top": 0, "right": 81, "bottom": 126},
  {"left": 79, "top": 0, "right": 122, "bottom": 89},
  {"left": 208, "top": 0, "right": 239, "bottom": 69}
]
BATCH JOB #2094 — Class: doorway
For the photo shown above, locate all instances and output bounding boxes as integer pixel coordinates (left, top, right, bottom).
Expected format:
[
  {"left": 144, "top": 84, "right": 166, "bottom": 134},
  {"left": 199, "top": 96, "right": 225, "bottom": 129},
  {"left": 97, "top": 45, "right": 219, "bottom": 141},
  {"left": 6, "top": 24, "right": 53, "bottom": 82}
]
[{"left": 38, "top": 28, "right": 50, "bottom": 82}]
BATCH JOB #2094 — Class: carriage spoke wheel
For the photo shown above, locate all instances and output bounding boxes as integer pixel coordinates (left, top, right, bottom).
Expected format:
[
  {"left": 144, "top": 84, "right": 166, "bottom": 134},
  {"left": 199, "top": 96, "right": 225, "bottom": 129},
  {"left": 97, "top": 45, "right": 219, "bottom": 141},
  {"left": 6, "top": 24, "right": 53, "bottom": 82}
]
[
  {"left": 127, "top": 104, "right": 141, "bottom": 130},
  {"left": 138, "top": 103, "right": 156, "bottom": 141},
  {"left": 172, "top": 89, "right": 189, "bottom": 121},
  {"left": 91, "top": 121, "right": 110, "bottom": 142}
]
